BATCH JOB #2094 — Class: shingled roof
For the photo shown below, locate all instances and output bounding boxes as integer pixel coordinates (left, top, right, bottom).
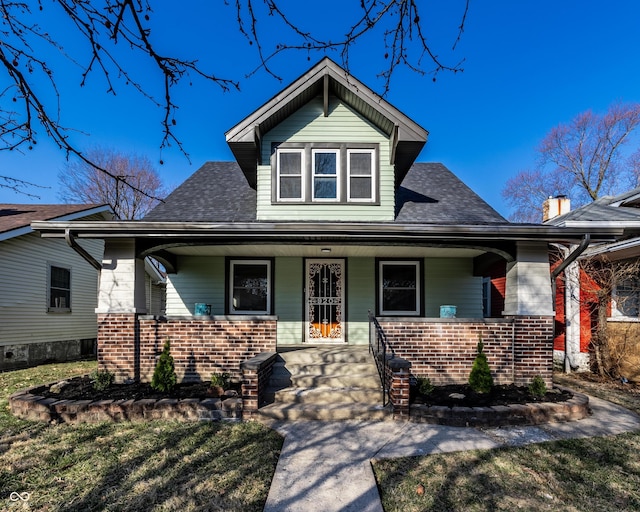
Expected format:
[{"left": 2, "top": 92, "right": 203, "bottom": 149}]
[
  {"left": 395, "top": 163, "right": 506, "bottom": 224},
  {"left": 0, "top": 204, "right": 110, "bottom": 239},
  {"left": 144, "top": 161, "right": 506, "bottom": 225}
]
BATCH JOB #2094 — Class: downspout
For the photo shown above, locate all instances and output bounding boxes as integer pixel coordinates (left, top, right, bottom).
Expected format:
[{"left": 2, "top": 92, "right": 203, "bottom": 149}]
[
  {"left": 550, "top": 234, "right": 591, "bottom": 373},
  {"left": 65, "top": 228, "right": 102, "bottom": 271}
]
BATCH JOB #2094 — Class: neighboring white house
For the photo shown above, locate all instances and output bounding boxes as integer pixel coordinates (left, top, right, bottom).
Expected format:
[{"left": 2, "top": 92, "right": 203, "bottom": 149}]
[{"left": 0, "top": 204, "right": 113, "bottom": 370}]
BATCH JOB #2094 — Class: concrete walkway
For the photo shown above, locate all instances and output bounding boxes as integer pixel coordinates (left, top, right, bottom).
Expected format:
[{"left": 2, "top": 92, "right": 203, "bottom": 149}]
[{"left": 263, "top": 395, "right": 640, "bottom": 512}]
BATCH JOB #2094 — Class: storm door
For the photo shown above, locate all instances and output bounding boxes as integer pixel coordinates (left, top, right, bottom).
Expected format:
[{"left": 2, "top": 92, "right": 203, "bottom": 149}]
[{"left": 305, "top": 259, "right": 345, "bottom": 343}]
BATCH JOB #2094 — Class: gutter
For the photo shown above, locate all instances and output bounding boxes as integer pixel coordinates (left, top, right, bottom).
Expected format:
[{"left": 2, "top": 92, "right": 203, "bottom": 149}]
[
  {"left": 65, "top": 229, "right": 102, "bottom": 271},
  {"left": 551, "top": 234, "right": 591, "bottom": 281}
]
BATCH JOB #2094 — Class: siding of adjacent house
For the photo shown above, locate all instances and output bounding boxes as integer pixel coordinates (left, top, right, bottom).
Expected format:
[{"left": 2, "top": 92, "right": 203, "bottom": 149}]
[
  {"left": 257, "top": 97, "right": 395, "bottom": 221},
  {"left": 0, "top": 232, "right": 103, "bottom": 348},
  {"left": 165, "top": 255, "right": 484, "bottom": 345}
]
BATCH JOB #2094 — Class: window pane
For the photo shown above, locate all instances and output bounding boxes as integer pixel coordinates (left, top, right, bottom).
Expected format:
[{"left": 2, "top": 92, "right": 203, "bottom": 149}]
[
  {"left": 49, "top": 266, "right": 71, "bottom": 309},
  {"left": 381, "top": 263, "right": 418, "bottom": 313},
  {"left": 280, "top": 152, "right": 302, "bottom": 174},
  {"left": 350, "top": 177, "right": 372, "bottom": 199},
  {"left": 233, "top": 263, "right": 268, "bottom": 312},
  {"left": 314, "top": 177, "right": 337, "bottom": 199},
  {"left": 280, "top": 176, "right": 302, "bottom": 199},
  {"left": 349, "top": 152, "right": 372, "bottom": 175},
  {"left": 383, "top": 289, "right": 417, "bottom": 312},
  {"left": 617, "top": 279, "right": 640, "bottom": 317},
  {"left": 314, "top": 152, "right": 337, "bottom": 175},
  {"left": 383, "top": 265, "right": 417, "bottom": 289},
  {"left": 51, "top": 266, "right": 70, "bottom": 289}
]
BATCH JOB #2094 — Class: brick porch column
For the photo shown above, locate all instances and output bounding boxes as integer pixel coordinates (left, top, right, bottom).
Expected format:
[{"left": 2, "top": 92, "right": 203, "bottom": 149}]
[{"left": 388, "top": 357, "right": 411, "bottom": 420}]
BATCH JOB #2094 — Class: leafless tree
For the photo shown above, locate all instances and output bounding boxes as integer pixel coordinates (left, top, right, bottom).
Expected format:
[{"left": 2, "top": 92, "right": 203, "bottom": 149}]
[
  {"left": 502, "top": 102, "right": 640, "bottom": 222},
  {"left": 0, "top": 0, "right": 469, "bottom": 196},
  {"left": 575, "top": 255, "right": 640, "bottom": 378},
  {"left": 58, "top": 147, "right": 168, "bottom": 219}
]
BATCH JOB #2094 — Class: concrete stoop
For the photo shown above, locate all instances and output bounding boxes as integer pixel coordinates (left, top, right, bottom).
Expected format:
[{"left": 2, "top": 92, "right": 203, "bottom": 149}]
[{"left": 256, "top": 346, "right": 392, "bottom": 421}]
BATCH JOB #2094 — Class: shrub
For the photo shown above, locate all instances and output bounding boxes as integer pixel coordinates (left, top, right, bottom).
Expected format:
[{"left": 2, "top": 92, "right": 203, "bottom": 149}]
[
  {"left": 151, "top": 339, "right": 177, "bottom": 392},
  {"left": 529, "top": 375, "right": 547, "bottom": 397},
  {"left": 90, "top": 369, "right": 114, "bottom": 391},
  {"left": 468, "top": 338, "right": 493, "bottom": 393},
  {"left": 210, "top": 372, "right": 231, "bottom": 389},
  {"left": 416, "top": 376, "right": 434, "bottom": 396}
]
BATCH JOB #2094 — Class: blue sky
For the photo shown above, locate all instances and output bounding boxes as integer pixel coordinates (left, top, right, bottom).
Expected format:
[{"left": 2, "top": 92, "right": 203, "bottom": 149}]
[{"left": 1, "top": 1, "right": 640, "bottom": 218}]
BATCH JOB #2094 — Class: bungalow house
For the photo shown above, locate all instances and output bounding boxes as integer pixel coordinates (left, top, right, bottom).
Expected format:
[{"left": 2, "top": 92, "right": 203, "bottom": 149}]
[
  {"left": 545, "top": 192, "right": 640, "bottom": 381},
  {"left": 0, "top": 204, "right": 111, "bottom": 370},
  {"left": 32, "top": 59, "right": 623, "bottom": 414}
]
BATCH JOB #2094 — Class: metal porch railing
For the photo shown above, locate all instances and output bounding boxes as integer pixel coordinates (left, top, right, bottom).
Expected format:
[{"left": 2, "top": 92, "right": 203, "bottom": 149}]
[{"left": 368, "top": 310, "right": 394, "bottom": 406}]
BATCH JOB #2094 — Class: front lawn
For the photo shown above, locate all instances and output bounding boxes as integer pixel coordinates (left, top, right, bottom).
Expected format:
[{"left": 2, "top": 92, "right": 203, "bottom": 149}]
[
  {"left": 0, "top": 361, "right": 283, "bottom": 511},
  {"left": 374, "top": 373, "right": 640, "bottom": 512}
]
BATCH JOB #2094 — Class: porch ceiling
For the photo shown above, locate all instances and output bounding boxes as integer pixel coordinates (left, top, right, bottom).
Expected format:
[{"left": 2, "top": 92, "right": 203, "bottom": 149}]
[{"left": 164, "top": 244, "right": 485, "bottom": 259}]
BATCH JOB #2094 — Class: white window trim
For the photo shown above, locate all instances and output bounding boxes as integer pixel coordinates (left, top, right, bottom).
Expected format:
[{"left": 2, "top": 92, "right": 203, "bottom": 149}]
[
  {"left": 312, "top": 148, "right": 340, "bottom": 202},
  {"left": 276, "top": 148, "right": 305, "bottom": 202},
  {"left": 379, "top": 260, "right": 420, "bottom": 316},
  {"left": 612, "top": 281, "right": 640, "bottom": 320},
  {"left": 229, "top": 259, "right": 272, "bottom": 315},
  {"left": 346, "top": 148, "right": 375, "bottom": 202},
  {"left": 47, "top": 263, "right": 72, "bottom": 313}
]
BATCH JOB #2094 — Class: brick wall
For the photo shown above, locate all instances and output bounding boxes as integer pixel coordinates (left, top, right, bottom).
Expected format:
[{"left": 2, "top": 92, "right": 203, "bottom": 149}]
[
  {"left": 378, "top": 316, "right": 554, "bottom": 388},
  {"left": 98, "top": 314, "right": 277, "bottom": 384}
]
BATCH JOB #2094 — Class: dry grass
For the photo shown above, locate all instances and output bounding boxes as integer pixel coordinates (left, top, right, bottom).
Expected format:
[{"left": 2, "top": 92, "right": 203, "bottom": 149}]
[
  {"left": 0, "top": 361, "right": 283, "bottom": 511},
  {"left": 374, "top": 372, "right": 640, "bottom": 512}
]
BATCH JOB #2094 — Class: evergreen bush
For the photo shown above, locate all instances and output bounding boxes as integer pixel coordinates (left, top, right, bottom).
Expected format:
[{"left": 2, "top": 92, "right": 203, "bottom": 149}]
[
  {"left": 416, "top": 376, "right": 434, "bottom": 396},
  {"left": 151, "top": 339, "right": 177, "bottom": 392},
  {"left": 90, "top": 369, "right": 114, "bottom": 391},
  {"left": 210, "top": 372, "right": 230, "bottom": 389},
  {"left": 528, "top": 375, "right": 547, "bottom": 397},
  {"left": 468, "top": 338, "right": 493, "bottom": 393}
]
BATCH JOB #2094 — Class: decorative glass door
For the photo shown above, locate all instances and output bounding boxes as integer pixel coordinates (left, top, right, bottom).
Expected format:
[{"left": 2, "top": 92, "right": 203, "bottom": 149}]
[{"left": 305, "top": 259, "right": 345, "bottom": 343}]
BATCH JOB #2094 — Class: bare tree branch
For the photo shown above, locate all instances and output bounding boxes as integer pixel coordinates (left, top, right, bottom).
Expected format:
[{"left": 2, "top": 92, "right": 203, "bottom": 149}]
[
  {"left": 0, "top": 1, "right": 469, "bottom": 197},
  {"left": 502, "top": 102, "right": 640, "bottom": 222}
]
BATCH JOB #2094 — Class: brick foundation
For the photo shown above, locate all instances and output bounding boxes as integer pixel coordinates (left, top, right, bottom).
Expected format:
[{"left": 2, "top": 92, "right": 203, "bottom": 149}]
[
  {"left": 97, "top": 314, "right": 277, "bottom": 384},
  {"left": 378, "top": 316, "right": 554, "bottom": 388}
]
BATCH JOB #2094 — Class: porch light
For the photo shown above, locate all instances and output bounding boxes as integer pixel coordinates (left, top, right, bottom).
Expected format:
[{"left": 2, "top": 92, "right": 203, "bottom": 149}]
[{"left": 321, "top": 248, "right": 331, "bottom": 253}]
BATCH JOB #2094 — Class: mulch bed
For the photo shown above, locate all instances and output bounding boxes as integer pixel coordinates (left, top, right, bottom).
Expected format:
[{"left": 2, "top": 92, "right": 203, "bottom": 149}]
[
  {"left": 39, "top": 376, "right": 237, "bottom": 401},
  {"left": 412, "top": 384, "right": 573, "bottom": 408}
]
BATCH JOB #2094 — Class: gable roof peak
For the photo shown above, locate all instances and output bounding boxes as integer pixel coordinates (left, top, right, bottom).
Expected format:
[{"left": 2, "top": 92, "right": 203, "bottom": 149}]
[{"left": 226, "top": 57, "right": 427, "bottom": 188}]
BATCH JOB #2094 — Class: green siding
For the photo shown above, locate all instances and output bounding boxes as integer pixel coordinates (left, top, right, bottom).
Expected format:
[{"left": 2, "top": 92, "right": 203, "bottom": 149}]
[
  {"left": 425, "top": 258, "right": 484, "bottom": 318},
  {"left": 346, "top": 258, "right": 375, "bottom": 345},
  {"left": 258, "top": 97, "right": 395, "bottom": 221},
  {"left": 166, "top": 257, "right": 225, "bottom": 316},
  {"left": 275, "top": 257, "right": 303, "bottom": 345}
]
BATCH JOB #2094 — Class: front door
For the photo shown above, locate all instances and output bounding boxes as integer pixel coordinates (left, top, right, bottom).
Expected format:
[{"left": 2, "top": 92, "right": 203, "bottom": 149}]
[{"left": 305, "top": 259, "right": 345, "bottom": 343}]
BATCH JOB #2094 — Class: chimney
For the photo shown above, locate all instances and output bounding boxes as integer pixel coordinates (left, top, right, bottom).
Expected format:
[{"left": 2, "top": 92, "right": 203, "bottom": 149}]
[{"left": 543, "top": 195, "right": 570, "bottom": 221}]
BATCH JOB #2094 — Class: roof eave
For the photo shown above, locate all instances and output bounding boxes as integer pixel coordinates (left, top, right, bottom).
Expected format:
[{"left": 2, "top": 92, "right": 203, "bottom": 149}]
[{"left": 31, "top": 220, "right": 623, "bottom": 245}]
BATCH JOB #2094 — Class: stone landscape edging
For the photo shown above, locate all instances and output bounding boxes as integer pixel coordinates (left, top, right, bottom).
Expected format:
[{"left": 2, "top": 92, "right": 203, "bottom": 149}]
[
  {"left": 9, "top": 384, "right": 243, "bottom": 423},
  {"left": 10, "top": 383, "right": 590, "bottom": 426},
  {"left": 409, "top": 386, "right": 590, "bottom": 426}
]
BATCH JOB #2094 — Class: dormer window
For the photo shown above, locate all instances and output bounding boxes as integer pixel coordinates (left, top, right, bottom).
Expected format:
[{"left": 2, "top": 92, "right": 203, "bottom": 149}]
[{"left": 273, "top": 143, "right": 378, "bottom": 204}]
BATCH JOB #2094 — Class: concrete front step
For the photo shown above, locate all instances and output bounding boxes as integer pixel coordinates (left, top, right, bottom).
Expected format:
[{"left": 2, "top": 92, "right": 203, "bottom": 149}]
[
  {"left": 278, "top": 361, "right": 377, "bottom": 376},
  {"left": 270, "top": 385, "right": 383, "bottom": 405},
  {"left": 260, "top": 345, "right": 386, "bottom": 421},
  {"left": 277, "top": 346, "right": 372, "bottom": 364},
  {"left": 290, "top": 373, "right": 381, "bottom": 388},
  {"left": 255, "top": 402, "right": 392, "bottom": 421}
]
